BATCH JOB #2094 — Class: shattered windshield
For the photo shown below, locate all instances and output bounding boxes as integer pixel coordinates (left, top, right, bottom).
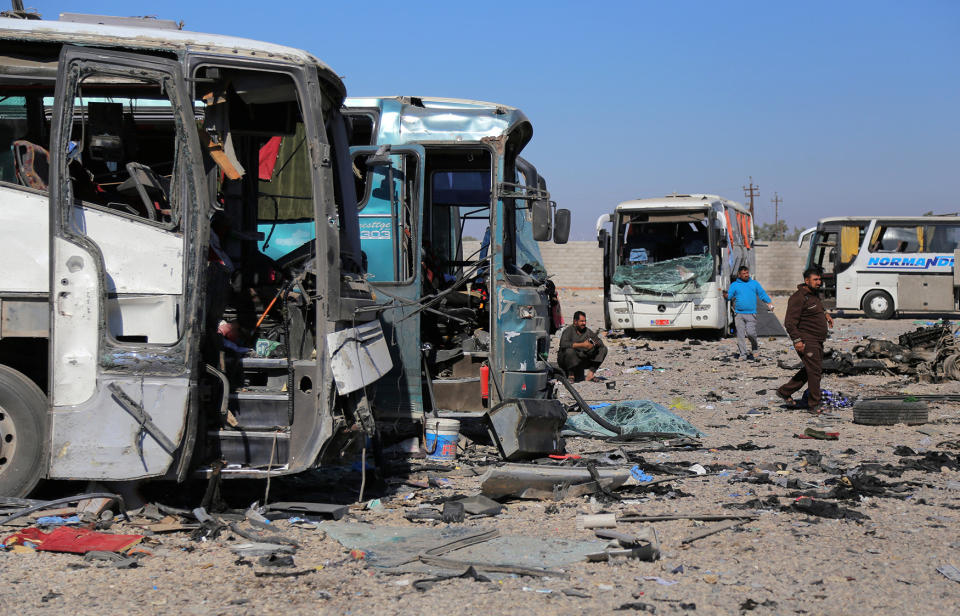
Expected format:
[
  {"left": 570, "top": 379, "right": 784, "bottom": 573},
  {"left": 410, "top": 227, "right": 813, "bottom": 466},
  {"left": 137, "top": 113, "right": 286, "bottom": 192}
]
[{"left": 513, "top": 166, "right": 548, "bottom": 282}]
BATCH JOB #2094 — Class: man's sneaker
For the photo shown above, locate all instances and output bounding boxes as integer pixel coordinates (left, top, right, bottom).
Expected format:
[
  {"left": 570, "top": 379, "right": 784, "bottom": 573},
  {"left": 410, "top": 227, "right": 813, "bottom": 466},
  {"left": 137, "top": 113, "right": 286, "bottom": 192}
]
[
  {"left": 746, "top": 353, "right": 756, "bottom": 361},
  {"left": 732, "top": 353, "right": 741, "bottom": 360}
]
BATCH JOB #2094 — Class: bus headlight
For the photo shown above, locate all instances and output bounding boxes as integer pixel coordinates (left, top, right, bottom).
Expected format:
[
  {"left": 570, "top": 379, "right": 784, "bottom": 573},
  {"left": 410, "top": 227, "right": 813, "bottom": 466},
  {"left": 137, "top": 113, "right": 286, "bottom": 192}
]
[
  {"left": 694, "top": 304, "right": 711, "bottom": 311},
  {"left": 614, "top": 307, "right": 629, "bottom": 314}
]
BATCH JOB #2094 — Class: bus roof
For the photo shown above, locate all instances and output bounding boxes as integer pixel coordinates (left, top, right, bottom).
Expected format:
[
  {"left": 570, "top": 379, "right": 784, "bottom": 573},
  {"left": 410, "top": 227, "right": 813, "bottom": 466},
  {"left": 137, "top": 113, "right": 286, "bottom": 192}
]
[
  {"left": 614, "top": 194, "right": 749, "bottom": 214},
  {"left": 344, "top": 95, "right": 531, "bottom": 149},
  {"left": 814, "top": 215, "right": 960, "bottom": 225},
  {"left": 0, "top": 16, "right": 345, "bottom": 99}
]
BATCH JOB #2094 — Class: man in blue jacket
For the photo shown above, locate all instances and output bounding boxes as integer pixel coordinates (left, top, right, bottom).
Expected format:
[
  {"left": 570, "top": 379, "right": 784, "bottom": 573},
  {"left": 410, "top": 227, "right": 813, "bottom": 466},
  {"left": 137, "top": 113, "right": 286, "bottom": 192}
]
[{"left": 724, "top": 266, "right": 774, "bottom": 361}]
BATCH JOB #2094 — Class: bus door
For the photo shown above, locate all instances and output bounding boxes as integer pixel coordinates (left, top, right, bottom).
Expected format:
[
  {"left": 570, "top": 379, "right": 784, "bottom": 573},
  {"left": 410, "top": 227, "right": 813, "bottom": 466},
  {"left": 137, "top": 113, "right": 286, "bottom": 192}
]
[
  {"left": 811, "top": 223, "right": 866, "bottom": 308},
  {"left": 351, "top": 145, "right": 424, "bottom": 419},
  {"left": 48, "top": 47, "right": 206, "bottom": 479},
  {"left": 596, "top": 213, "right": 614, "bottom": 329},
  {"left": 810, "top": 224, "right": 840, "bottom": 307},
  {"left": 834, "top": 223, "right": 867, "bottom": 307}
]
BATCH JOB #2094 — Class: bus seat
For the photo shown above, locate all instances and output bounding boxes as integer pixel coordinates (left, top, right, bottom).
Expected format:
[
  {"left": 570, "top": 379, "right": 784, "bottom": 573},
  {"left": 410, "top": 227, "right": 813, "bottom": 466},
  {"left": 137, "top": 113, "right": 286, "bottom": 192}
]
[{"left": 12, "top": 139, "right": 49, "bottom": 190}]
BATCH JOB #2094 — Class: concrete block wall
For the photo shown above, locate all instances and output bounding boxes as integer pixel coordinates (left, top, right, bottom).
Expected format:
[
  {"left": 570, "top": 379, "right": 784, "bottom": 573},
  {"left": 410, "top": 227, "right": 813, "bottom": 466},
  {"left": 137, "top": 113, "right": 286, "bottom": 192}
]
[
  {"left": 459, "top": 239, "right": 806, "bottom": 292},
  {"left": 751, "top": 241, "right": 809, "bottom": 293}
]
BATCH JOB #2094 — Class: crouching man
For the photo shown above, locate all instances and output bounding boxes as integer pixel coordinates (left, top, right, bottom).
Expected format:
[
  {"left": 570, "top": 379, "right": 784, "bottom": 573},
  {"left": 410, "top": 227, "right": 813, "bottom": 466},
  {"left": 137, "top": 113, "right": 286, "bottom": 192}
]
[{"left": 558, "top": 311, "right": 607, "bottom": 382}]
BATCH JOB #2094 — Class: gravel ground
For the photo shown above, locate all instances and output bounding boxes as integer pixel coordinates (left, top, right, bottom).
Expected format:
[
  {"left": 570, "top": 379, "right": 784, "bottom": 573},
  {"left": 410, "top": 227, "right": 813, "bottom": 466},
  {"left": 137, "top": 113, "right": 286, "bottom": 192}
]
[{"left": 2, "top": 290, "right": 960, "bottom": 615}]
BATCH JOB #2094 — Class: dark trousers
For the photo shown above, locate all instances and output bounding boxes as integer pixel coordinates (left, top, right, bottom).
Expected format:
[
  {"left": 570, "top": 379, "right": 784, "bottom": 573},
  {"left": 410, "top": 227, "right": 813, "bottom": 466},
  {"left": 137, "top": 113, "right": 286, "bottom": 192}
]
[
  {"left": 777, "top": 340, "right": 823, "bottom": 409},
  {"left": 558, "top": 345, "right": 608, "bottom": 379}
]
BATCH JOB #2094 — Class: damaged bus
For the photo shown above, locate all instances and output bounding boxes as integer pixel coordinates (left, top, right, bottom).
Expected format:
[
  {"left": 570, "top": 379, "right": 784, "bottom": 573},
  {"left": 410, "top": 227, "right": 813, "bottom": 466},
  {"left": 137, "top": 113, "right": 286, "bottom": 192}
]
[
  {"left": 596, "top": 194, "right": 754, "bottom": 334},
  {"left": 341, "top": 96, "right": 571, "bottom": 423},
  {"left": 0, "top": 15, "right": 390, "bottom": 496},
  {"left": 798, "top": 216, "right": 960, "bottom": 319}
]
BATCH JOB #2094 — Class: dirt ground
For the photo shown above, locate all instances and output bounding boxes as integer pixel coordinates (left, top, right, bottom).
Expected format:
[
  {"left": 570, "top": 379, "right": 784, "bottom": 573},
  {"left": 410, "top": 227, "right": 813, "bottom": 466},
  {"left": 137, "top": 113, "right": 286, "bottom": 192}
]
[{"left": 2, "top": 290, "right": 960, "bottom": 615}]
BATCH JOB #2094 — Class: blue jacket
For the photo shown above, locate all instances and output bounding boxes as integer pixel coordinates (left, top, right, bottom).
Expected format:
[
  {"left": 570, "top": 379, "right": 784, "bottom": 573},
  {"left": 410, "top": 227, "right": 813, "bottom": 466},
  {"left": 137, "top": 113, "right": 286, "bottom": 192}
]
[{"left": 727, "top": 278, "right": 771, "bottom": 314}]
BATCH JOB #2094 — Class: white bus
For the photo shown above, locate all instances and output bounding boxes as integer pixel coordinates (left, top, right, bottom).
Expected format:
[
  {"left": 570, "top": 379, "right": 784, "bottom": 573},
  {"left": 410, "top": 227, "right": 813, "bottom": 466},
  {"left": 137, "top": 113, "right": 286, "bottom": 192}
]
[
  {"left": 596, "top": 194, "right": 755, "bottom": 333},
  {"left": 799, "top": 216, "right": 960, "bottom": 319},
  {"left": 0, "top": 14, "right": 392, "bottom": 496}
]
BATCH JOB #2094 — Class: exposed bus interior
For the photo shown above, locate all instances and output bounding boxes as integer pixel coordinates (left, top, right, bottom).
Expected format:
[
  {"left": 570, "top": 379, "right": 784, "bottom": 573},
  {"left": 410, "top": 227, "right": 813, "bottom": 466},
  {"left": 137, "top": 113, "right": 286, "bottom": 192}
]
[
  {"left": 806, "top": 222, "right": 868, "bottom": 306},
  {"left": 0, "top": 47, "right": 348, "bottom": 469},
  {"left": 192, "top": 64, "right": 349, "bottom": 468},
  {"left": 612, "top": 209, "right": 715, "bottom": 296},
  {"left": 419, "top": 148, "right": 493, "bottom": 412}
]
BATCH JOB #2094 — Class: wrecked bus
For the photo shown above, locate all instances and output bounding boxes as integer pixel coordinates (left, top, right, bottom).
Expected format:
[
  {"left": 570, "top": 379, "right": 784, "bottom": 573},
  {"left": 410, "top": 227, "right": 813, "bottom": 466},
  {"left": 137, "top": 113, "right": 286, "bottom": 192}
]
[
  {"left": 798, "top": 216, "right": 960, "bottom": 319},
  {"left": 0, "top": 15, "right": 390, "bottom": 496},
  {"left": 596, "top": 194, "right": 754, "bottom": 334},
  {"left": 341, "top": 96, "right": 571, "bottom": 422}
]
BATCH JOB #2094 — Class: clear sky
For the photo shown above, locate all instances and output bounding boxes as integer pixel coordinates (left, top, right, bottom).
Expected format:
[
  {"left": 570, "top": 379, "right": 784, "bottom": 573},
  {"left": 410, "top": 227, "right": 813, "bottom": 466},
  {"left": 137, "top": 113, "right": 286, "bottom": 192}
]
[{"left": 29, "top": 1, "right": 960, "bottom": 239}]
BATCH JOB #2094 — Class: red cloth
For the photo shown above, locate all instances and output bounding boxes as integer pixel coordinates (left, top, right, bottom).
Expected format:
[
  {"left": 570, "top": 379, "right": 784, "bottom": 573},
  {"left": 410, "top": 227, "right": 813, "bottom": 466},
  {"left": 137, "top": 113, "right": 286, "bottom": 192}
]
[
  {"left": 258, "top": 136, "right": 282, "bottom": 180},
  {"left": 3, "top": 526, "right": 143, "bottom": 553}
]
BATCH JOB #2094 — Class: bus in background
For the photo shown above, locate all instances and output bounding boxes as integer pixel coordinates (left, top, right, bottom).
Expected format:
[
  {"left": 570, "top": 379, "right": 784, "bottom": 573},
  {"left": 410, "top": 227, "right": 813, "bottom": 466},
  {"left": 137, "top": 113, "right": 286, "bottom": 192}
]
[
  {"left": 341, "top": 96, "right": 571, "bottom": 422},
  {"left": 596, "top": 194, "right": 754, "bottom": 334},
  {"left": 798, "top": 216, "right": 960, "bottom": 319}
]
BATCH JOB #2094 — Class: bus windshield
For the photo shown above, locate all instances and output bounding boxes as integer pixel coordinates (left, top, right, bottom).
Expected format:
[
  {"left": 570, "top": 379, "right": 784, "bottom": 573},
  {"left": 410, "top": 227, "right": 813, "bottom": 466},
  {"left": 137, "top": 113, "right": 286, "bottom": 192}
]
[
  {"left": 617, "top": 210, "right": 711, "bottom": 266},
  {"left": 612, "top": 209, "right": 715, "bottom": 295}
]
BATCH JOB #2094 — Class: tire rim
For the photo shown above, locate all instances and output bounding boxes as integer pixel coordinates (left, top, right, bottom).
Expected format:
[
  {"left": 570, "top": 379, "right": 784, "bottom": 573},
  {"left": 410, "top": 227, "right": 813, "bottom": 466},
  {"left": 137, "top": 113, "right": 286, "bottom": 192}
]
[
  {"left": 869, "top": 295, "right": 889, "bottom": 314},
  {"left": 0, "top": 405, "right": 15, "bottom": 477}
]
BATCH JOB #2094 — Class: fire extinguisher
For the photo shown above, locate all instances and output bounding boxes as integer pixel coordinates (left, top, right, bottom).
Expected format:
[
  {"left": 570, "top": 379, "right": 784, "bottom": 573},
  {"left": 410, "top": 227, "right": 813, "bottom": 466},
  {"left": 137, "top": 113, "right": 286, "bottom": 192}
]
[{"left": 480, "top": 363, "right": 489, "bottom": 408}]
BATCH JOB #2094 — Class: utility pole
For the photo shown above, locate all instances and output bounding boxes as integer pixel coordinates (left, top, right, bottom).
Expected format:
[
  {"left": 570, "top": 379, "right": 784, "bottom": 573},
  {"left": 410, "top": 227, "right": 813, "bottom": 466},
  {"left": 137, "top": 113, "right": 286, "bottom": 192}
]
[
  {"left": 742, "top": 176, "right": 759, "bottom": 218},
  {"left": 771, "top": 192, "right": 783, "bottom": 239}
]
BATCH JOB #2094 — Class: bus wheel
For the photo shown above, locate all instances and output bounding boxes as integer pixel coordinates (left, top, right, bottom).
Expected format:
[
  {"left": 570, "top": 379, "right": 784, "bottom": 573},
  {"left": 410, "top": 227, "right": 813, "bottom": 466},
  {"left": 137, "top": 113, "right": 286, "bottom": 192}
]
[
  {"left": 0, "top": 365, "right": 47, "bottom": 497},
  {"left": 862, "top": 290, "right": 895, "bottom": 320}
]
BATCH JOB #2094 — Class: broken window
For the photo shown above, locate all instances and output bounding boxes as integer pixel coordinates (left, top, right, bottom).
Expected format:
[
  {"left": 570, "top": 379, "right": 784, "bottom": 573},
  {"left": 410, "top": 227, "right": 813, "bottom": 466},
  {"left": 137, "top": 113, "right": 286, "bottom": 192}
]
[
  {"left": 869, "top": 225, "right": 924, "bottom": 253},
  {"left": 0, "top": 60, "right": 185, "bottom": 228},
  {"left": 922, "top": 224, "right": 960, "bottom": 253},
  {"left": 617, "top": 211, "right": 711, "bottom": 266},
  {"left": 354, "top": 150, "right": 419, "bottom": 282},
  {"left": 344, "top": 111, "right": 376, "bottom": 146},
  {"left": 511, "top": 164, "right": 548, "bottom": 282}
]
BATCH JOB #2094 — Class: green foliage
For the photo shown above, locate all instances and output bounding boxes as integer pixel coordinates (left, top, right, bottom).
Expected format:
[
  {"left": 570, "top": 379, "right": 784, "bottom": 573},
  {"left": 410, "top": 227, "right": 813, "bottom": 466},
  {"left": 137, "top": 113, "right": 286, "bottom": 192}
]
[{"left": 755, "top": 221, "right": 803, "bottom": 241}]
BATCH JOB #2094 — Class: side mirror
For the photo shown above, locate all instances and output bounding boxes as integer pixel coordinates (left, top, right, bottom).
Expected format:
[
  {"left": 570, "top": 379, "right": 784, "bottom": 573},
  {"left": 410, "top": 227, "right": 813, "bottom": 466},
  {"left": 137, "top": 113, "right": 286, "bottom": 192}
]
[
  {"left": 554, "top": 209, "right": 571, "bottom": 244},
  {"left": 717, "top": 236, "right": 728, "bottom": 248},
  {"left": 598, "top": 228, "right": 608, "bottom": 248},
  {"left": 828, "top": 248, "right": 837, "bottom": 263},
  {"left": 532, "top": 200, "right": 552, "bottom": 242}
]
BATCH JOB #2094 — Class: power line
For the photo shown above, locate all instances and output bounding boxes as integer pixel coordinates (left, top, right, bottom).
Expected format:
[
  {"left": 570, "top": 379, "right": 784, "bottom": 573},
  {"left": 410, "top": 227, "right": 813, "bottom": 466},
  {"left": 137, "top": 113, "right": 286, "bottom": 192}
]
[{"left": 742, "top": 176, "right": 759, "bottom": 218}]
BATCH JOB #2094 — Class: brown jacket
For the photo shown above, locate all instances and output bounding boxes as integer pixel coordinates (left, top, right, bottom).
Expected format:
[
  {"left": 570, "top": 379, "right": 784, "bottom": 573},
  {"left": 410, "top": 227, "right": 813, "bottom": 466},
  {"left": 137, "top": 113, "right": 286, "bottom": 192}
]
[{"left": 784, "top": 283, "right": 828, "bottom": 343}]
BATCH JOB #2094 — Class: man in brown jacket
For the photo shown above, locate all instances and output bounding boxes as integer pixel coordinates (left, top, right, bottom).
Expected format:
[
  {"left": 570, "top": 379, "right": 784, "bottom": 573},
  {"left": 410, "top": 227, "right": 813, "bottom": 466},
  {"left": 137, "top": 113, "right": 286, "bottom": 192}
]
[{"left": 777, "top": 268, "right": 834, "bottom": 413}]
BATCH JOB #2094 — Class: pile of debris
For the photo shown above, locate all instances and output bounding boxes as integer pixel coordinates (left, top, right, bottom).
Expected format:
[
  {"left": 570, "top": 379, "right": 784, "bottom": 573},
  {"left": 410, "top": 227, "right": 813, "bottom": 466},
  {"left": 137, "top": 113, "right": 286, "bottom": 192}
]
[{"left": 820, "top": 322, "right": 960, "bottom": 381}]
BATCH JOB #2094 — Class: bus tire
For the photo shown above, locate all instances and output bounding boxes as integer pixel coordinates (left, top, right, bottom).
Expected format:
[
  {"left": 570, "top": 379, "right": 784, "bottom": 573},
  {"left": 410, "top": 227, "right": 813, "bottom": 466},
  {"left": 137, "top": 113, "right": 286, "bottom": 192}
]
[
  {"left": 720, "top": 302, "right": 733, "bottom": 338},
  {"left": 853, "top": 399, "right": 928, "bottom": 426},
  {"left": 862, "top": 290, "right": 895, "bottom": 320},
  {"left": 0, "top": 365, "right": 47, "bottom": 497}
]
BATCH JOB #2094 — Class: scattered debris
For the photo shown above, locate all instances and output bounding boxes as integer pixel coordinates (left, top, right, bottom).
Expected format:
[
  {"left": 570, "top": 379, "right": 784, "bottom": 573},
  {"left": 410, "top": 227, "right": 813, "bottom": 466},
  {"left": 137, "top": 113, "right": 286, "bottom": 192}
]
[
  {"left": 822, "top": 323, "right": 960, "bottom": 382},
  {"left": 2, "top": 527, "right": 143, "bottom": 554},
  {"left": 486, "top": 398, "right": 568, "bottom": 460},
  {"left": 479, "top": 463, "right": 631, "bottom": 500},
  {"left": 563, "top": 401, "right": 704, "bottom": 440},
  {"left": 937, "top": 564, "right": 960, "bottom": 584},
  {"left": 586, "top": 525, "right": 660, "bottom": 562},
  {"left": 797, "top": 428, "right": 839, "bottom": 440},
  {"left": 680, "top": 519, "right": 752, "bottom": 545}
]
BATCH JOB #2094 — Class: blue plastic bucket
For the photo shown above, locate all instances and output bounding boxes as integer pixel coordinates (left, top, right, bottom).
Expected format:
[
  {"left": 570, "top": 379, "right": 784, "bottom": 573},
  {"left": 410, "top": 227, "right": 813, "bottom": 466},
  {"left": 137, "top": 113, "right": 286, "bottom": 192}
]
[{"left": 424, "top": 418, "right": 460, "bottom": 462}]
